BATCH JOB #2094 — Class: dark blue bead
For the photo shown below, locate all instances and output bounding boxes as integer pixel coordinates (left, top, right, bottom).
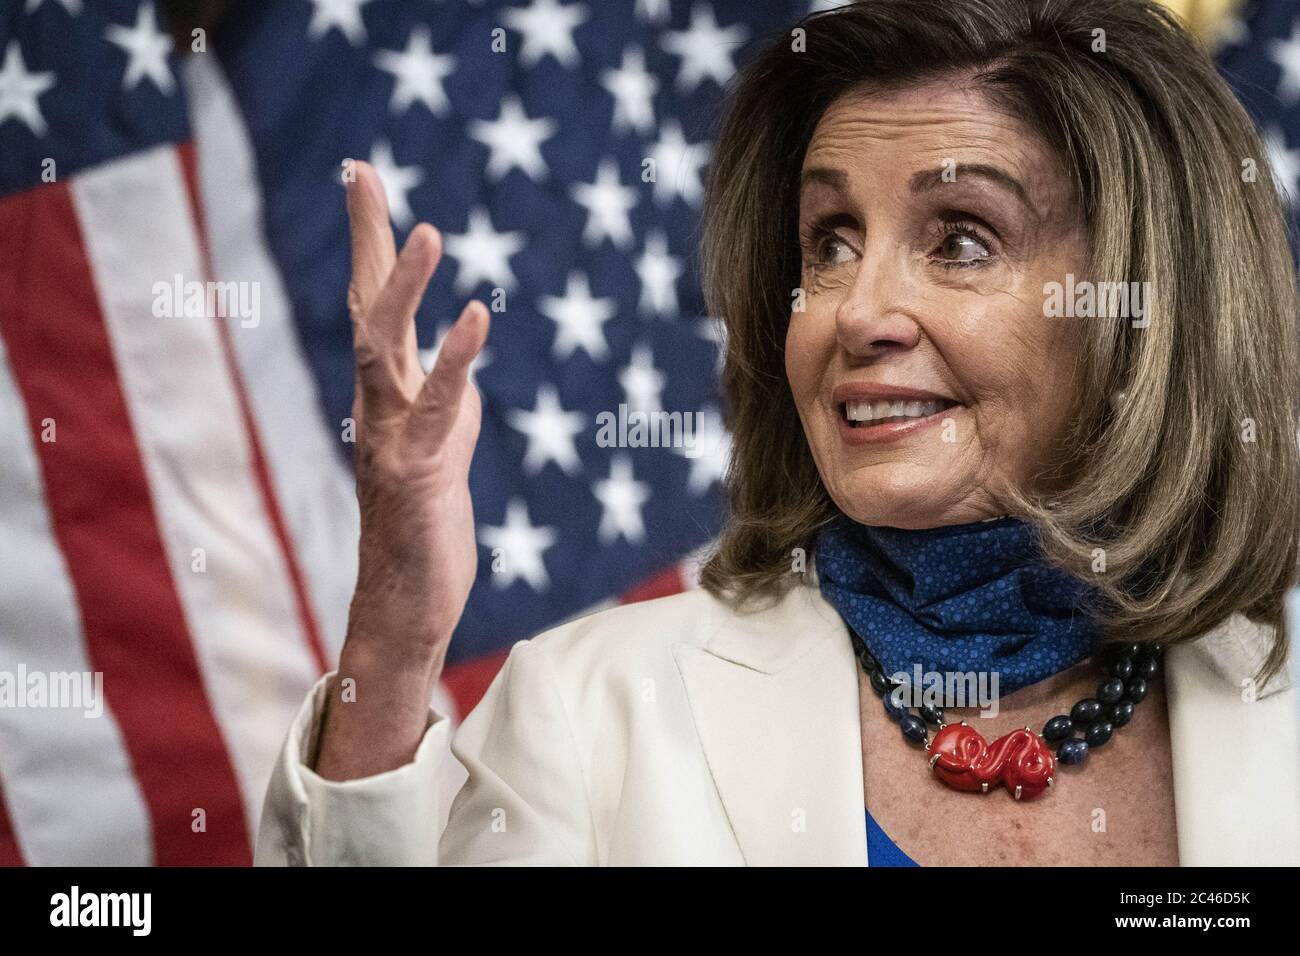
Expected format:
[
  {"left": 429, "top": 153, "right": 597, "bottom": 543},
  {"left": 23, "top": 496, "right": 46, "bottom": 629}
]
[
  {"left": 869, "top": 668, "right": 893, "bottom": 696},
  {"left": 1071, "top": 698, "right": 1103, "bottom": 725},
  {"left": 1108, "top": 657, "right": 1133, "bottom": 680},
  {"left": 920, "top": 703, "right": 944, "bottom": 725},
  {"left": 1042, "top": 715, "right": 1074, "bottom": 742},
  {"left": 1097, "top": 677, "right": 1125, "bottom": 705},
  {"left": 1104, "top": 642, "right": 1140, "bottom": 661},
  {"left": 1135, "top": 657, "right": 1159, "bottom": 679},
  {"left": 882, "top": 689, "right": 908, "bottom": 720},
  {"left": 1125, "top": 677, "right": 1148, "bottom": 703},
  {"left": 899, "top": 715, "right": 928, "bottom": 744},
  {"left": 1058, "top": 738, "right": 1089, "bottom": 765},
  {"left": 1110, "top": 701, "right": 1135, "bottom": 727},
  {"left": 1085, "top": 721, "right": 1114, "bottom": 747}
]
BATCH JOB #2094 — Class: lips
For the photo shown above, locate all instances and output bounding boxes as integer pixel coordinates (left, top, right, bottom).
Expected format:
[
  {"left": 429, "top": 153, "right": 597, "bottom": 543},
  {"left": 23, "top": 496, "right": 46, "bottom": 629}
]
[
  {"left": 831, "top": 384, "right": 959, "bottom": 429},
  {"left": 843, "top": 398, "right": 953, "bottom": 426}
]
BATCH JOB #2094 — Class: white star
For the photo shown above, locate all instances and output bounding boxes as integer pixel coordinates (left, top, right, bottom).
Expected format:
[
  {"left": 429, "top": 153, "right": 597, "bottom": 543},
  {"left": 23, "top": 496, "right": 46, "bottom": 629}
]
[
  {"left": 539, "top": 272, "right": 617, "bottom": 361},
  {"left": 479, "top": 498, "right": 558, "bottom": 592},
  {"left": 635, "top": 229, "right": 683, "bottom": 317},
  {"left": 106, "top": 3, "right": 174, "bottom": 94},
  {"left": 443, "top": 206, "right": 526, "bottom": 293},
  {"left": 374, "top": 26, "right": 457, "bottom": 116},
  {"left": 619, "top": 343, "right": 665, "bottom": 413},
  {"left": 469, "top": 94, "right": 557, "bottom": 182},
  {"left": 634, "top": 0, "right": 670, "bottom": 24},
  {"left": 368, "top": 140, "right": 423, "bottom": 228},
  {"left": 307, "top": 0, "right": 374, "bottom": 46},
  {"left": 600, "top": 46, "right": 657, "bottom": 136},
  {"left": 1265, "top": 126, "right": 1300, "bottom": 208},
  {"left": 660, "top": 3, "right": 746, "bottom": 93},
  {"left": 508, "top": 384, "right": 586, "bottom": 475},
  {"left": 593, "top": 455, "right": 651, "bottom": 544},
  {"left": 0, "top": 43, "right": 56, "bottom": 137},
  {"left": 571, "top": 157, "right": 638, "bottom": 249},
  {"left": 1215, "top": 13, "right": 1249, "bottom": 49},
  {"left": 25, "top": 0, "right": 81, "bottom": 14},
  {"left": 675, "top": 406, "right": 730, "bottom": 494},
  {"left": 419, "top": 323, "right": 493, "bottom": 386},
  {"left": 648, "top": 119, "right": 708, "bottom": 207},
  {"left": 1271, "top": 25, "right": 1300, "bottom": 104},
  {"left": 502, "top": 0, "right": 589, "bottom": 70}
]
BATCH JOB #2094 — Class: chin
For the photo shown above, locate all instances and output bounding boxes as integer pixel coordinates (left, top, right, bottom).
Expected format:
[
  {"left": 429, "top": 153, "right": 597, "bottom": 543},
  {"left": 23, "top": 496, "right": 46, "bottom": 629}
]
[{"left": 828, "top": 463, "right": 975, "bottom": 530}]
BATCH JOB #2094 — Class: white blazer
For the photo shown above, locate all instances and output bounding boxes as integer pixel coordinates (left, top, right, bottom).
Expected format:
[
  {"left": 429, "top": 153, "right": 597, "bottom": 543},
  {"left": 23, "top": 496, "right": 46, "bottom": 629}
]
[{"left": 256, "top": 581, "right": 1300, "bottom": 866}]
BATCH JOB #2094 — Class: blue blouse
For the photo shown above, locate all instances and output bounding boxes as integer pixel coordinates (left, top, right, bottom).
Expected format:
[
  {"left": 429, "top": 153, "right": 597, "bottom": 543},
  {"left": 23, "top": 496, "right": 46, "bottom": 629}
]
[{"left": 865, "top": 809, "right": 920, "bottom": 867}]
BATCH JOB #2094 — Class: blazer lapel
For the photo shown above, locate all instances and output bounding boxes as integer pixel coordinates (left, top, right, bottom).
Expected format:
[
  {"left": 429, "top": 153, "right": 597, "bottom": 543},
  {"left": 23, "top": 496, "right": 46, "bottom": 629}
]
[
  {"left": 1166, "top": 614, "right": 1300, "bottom": 865},
  {"left": 674, "top": 584, "right": 867, "bottom": 866}
]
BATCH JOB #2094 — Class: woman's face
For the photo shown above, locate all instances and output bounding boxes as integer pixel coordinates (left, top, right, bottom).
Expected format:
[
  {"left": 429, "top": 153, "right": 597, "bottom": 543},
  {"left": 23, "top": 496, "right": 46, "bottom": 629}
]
[{"left": 786, "top": 80, "right": 1088, "bottom": 529}]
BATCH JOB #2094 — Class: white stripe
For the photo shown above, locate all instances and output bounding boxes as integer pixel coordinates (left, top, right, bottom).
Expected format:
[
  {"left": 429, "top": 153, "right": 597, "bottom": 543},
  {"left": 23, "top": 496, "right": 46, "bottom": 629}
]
[
  {"left": 185, "top": 56, "right": 467, "bottom": 740},
  {"left": 72, "top": 147, "right": 321, "bottom": 844},
  {"left": 0, "top": 341, "right": 153, "bottom": 865},
  {"left": 184, "top": 55, "right": 359, "bottom": 664}
]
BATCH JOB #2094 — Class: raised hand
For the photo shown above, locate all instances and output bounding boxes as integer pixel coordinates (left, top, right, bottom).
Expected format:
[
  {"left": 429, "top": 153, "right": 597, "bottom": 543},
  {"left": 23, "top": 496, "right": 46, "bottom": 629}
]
[{"left": 315, "top": 161, "right": 489, "bottom": 781}]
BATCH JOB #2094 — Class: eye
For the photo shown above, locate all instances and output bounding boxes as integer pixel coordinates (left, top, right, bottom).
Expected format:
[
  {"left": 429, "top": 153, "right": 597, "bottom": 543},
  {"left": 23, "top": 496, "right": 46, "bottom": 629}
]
[
  {"left": 932, "top": 223, "right": 993, "bottom": 266},
  {"left": 802, "top": 222, "right": 857, "bottom": 268},
  {"left": 817, "top": 232, "right": 855, "bottom": 266}
]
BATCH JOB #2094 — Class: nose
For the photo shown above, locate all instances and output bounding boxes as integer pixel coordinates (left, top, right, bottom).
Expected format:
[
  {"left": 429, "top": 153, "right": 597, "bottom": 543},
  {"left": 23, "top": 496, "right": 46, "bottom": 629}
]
[{"left": 833, "top": 242, "right": 922, "bottom": 359}]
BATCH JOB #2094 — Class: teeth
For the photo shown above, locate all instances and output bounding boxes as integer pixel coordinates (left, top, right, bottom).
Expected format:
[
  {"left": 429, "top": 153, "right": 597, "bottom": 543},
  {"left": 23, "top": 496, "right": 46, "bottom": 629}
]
[{"left": 844, "top": 399, "right": 945, "bottom": 423}]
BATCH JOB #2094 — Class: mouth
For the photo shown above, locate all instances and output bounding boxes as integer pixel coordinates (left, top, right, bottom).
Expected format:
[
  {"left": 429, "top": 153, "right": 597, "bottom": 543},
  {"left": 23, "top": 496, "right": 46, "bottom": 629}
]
[
  {"left": 830, "top": 384, "right": 961, "bottom": 444},
  {"left": 840, "top": 397, "right": 958, "bottom": 428}
]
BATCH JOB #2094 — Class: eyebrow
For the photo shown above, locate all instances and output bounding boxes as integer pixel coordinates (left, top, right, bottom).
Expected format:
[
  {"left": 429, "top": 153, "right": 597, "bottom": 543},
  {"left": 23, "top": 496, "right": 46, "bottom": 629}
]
[
  {"left": 799, "top": 167, "right": 848, "bottom": 191},
  {"left": 909, "top": 163, "right": 1030, "bottom": 207},
  {"left": 800, "top": 162, "right": 1032, "bottom": 211}
]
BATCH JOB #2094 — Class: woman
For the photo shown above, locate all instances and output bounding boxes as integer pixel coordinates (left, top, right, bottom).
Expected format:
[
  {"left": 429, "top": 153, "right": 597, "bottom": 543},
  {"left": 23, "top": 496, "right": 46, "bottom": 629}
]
[{"left": 257, "top": 0, "right": 1300, "bottom": 866}]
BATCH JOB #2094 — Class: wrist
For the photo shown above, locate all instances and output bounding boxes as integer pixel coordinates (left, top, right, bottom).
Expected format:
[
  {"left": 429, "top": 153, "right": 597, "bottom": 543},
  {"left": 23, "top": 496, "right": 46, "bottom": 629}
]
[
  {"left": 338, "top": 626, "right": 446, "bottom": 696},
  {"left": 315, "top": 639, "right": 445, "bottom": 781}
]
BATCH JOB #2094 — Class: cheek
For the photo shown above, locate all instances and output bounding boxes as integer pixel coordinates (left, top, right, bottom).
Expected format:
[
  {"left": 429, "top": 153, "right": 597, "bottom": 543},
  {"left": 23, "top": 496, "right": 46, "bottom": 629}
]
[
  {"left": 953, "top": 305, "right": 1080, "bottom": 453},
  {"left": 784, "top": 307, "right": 831, "bottom": 403}
]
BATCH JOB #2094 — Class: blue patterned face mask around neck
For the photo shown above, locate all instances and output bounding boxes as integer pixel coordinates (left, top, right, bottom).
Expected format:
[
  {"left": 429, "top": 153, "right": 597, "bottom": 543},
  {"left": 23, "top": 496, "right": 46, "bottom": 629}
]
[{"left": 815, "top": 515, "right": 1101, "bottom": 697}]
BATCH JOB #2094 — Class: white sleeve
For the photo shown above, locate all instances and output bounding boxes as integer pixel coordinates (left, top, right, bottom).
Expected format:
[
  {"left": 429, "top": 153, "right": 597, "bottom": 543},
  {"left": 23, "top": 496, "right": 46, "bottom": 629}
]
[{"left": 255, "top": 638, "right": 597, "bottom": 866}]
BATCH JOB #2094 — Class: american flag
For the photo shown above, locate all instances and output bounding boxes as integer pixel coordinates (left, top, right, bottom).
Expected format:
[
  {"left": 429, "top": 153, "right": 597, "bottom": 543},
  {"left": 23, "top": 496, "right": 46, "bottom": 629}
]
[
  {"left": 0, "top": 0, "right": 810, "bottom": 866},
  {"left": 0, "top": 0, "right": 1281, "bottom": 867},
  {"left": 1217, "top": 0, "right": 1300, "bottom": 235}
]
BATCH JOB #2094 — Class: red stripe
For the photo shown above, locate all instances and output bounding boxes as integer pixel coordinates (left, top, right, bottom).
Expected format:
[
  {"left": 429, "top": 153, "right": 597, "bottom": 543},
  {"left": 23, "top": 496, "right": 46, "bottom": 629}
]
[
  {"left": 618, "top": 565, "right": 688, "bottom": 605},
  {"left": 442, "top": 649, "right": 511, "bottom": 719},
  {"left": 174, "top": 144, "right": 330, "bottom": 676},
  {"left": 0, "top": 777, "right": 26, "bottom": 866},
  {"left": 0, "top": 180, "right": 251, "bottom": 865},
  {"left": 444, "top": 563, "right": 691, "bottom": 715}
]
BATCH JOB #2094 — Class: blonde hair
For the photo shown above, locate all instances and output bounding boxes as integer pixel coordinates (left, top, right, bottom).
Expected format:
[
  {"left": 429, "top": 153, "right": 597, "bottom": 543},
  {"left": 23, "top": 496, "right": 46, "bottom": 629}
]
[{"left": 699, "top": 0, "right": 1299, "bottom": 682}]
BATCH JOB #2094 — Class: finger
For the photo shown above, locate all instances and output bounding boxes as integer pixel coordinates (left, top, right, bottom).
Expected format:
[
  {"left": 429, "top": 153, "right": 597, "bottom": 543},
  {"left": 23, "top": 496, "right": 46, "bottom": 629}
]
[
  {"left": 345, "top": 161, "right": 398, "bottom": 320},
  {"left": 355, "top": 225, "right": 442, "bottom": 409},
  {"left": 410, "top": 300, "right": 490, "bottom": 447},
  {"left": 380, "top": 224, "right": 440, "bottom": 395}
]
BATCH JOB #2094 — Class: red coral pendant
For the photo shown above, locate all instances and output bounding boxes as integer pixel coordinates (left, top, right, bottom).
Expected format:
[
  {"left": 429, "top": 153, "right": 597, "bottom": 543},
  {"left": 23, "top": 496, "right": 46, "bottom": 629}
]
[{"left": 927, "top": 722, "right": 1055, "bottom": 799}]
